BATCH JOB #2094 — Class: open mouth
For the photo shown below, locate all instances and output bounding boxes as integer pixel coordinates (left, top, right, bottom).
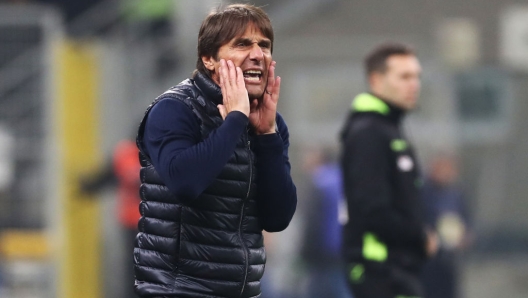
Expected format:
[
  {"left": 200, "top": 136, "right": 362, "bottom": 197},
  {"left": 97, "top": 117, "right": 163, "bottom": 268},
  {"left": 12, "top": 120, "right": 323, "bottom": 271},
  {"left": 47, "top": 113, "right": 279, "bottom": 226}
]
[{"left": 243, "top": 70, "right": 262, "bottom": 82}]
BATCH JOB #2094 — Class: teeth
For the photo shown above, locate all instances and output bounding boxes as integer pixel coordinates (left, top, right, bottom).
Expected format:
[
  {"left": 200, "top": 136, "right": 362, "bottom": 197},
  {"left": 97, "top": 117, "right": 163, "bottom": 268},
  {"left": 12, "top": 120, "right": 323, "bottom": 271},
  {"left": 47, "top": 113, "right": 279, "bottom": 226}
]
[
  {"left": 244, "top": 70, "right": 262, "bottom": 75},
  {"left": 243, "top": 70, "right": 261, "bottom": 82}
]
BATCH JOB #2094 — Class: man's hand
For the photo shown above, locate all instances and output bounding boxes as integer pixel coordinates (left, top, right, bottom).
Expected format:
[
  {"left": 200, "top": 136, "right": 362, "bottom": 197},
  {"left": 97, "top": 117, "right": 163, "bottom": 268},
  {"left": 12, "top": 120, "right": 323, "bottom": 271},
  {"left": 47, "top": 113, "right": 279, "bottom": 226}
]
[
  {"left": 217, "top": 59, "right": 250, "bottom": 119},
  {"left": 249, "top": 61, "right": 280, "bottom": 135}
]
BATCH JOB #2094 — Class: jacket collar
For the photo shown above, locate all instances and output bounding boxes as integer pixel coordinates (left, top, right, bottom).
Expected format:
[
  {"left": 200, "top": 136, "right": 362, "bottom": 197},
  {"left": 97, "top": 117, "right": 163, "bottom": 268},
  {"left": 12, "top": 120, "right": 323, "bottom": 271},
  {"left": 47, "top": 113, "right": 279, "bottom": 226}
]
[
  {"left": 193, "top": 71, "right": 223, "bottom": 105},
  {"left": 351, "top": 93, "right": 405, "bottom": 123}
]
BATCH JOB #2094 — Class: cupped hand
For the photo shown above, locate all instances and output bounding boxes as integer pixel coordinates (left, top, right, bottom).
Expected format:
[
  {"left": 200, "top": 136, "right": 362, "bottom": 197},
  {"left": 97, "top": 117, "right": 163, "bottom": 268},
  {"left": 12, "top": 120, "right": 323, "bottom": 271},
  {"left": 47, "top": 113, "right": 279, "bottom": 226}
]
[
  {"left": 249, "top": 61, "right": 280, "bottom": 135},
  {"left": 217, "top": 59, "right": 250, "bottom": 119}
]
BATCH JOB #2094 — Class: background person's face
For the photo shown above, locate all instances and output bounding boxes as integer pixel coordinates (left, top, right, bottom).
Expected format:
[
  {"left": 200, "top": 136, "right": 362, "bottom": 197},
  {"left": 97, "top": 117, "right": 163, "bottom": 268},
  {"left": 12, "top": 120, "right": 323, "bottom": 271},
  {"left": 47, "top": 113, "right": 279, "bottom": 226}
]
[
  {"left": 373, "top": 54, "right": 421, "bottom": 110},
  {"left": 430, "top": 157, "right": 458, "bottom": 186},
  {"left": 203, "top": 23, "right": 272, "bottom": 100}
]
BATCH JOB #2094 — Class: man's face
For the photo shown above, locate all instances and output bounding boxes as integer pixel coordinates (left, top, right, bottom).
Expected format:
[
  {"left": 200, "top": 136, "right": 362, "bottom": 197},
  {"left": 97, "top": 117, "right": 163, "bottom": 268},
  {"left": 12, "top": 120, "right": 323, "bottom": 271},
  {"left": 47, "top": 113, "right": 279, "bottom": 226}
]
[
  {"left": 202, "top": 23, "right": 272, "bottom": 100},
  {"left": 372, "top": 55, "right": 421, "bottom": 110}
]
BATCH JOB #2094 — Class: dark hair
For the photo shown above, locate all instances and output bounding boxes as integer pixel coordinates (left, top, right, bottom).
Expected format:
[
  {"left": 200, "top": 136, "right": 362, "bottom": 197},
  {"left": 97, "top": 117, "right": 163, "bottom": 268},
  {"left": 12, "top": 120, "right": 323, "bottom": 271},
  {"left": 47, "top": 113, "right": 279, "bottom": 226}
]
[
  {"left": 364, "top": 42, "right": 415, "bottom": 76},
  {"left": 195, "top": 4, "right": 274, "bottom": 77}
]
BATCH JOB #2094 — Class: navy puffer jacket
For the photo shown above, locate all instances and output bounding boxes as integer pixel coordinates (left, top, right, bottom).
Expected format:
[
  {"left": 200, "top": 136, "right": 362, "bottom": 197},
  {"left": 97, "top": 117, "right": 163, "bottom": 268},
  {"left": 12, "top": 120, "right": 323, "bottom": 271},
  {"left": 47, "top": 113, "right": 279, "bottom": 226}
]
[{"left": 134, "top": 72, "right": 265, "bottom": 298}]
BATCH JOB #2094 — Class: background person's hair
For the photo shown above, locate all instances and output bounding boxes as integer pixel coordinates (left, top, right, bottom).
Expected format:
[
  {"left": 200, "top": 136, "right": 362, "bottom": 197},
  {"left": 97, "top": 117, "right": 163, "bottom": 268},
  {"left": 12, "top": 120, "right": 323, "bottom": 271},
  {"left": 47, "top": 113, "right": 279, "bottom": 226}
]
[
  {"left": 195, "top": 4, "right": 274, "bottom": 77},
  {"left": 364, "top": 42, "right": 415, "bottom": 76}
]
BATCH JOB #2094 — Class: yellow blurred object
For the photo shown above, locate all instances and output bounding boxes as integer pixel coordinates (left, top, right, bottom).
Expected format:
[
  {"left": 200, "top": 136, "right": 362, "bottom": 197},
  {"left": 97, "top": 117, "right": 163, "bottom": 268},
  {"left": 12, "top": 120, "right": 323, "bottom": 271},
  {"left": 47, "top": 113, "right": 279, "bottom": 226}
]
[
  {"left": 55, "top": 39, "right": 102, "bottom": 298},
  {"left": 0, "top": 230, "right": 49, "bottom": 260}
]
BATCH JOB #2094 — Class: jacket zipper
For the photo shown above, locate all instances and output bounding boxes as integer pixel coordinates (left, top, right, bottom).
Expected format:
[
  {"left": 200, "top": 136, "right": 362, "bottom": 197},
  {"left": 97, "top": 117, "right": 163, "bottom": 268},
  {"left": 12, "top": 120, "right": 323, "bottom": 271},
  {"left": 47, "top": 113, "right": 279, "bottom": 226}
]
[{"left": 239, "top": 132, "right": 252, "bottom": 297}]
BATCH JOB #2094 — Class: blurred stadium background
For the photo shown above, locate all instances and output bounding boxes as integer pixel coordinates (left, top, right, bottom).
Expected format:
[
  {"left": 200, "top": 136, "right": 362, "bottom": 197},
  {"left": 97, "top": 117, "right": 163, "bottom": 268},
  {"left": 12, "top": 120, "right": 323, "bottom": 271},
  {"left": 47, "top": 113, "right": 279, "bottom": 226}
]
[{"left": 0, "top": 0, "right": 527, "bottom": 297}]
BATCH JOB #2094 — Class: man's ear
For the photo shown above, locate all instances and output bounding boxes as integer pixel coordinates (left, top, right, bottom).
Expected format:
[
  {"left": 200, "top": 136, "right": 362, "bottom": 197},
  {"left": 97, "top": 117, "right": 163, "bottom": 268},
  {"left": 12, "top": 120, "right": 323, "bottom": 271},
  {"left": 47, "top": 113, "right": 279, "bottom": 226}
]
[
  {"left": 369, "top": 72, "right": 382, "bottom": 90},
  {"left": 201, "top": 56, "right": 216, "bottom": 71}
]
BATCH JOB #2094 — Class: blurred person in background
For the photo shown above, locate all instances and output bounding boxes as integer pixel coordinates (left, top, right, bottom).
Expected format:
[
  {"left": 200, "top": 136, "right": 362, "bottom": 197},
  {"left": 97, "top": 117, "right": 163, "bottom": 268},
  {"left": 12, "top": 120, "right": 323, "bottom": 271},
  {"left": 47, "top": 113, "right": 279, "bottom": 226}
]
[
  {"left": 121, "top": 0, "right": 173, "bottom": 38},
  {"left": 112, "top": 139, "right": 141, "bottom": 298},
  {"left": 339, "top": 43, "right": 438, "bottom": 298},
  {"left": 420, "top": 155, "right": 472, "bottom": 298},
  {"left": 79, "top": 137, "right": 141, "bottom": 298},
  {"left": 299, "top": 147, "right": 352, "bottom": 298},
  {"left": 120, "top": 0, "right": 178, "bottom": 77},
  {"left": 134, "top": 4, "right": 297, "bottom": 298}
]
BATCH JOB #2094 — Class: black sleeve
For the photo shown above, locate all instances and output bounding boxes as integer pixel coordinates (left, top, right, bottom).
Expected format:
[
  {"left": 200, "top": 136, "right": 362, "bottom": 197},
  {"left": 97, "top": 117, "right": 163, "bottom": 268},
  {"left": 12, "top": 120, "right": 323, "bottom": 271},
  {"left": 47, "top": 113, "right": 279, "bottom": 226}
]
[
  {"left": 343, "top": 125, "right": 426, "bottom": 251},
  {"left": 252, "top": 113, "right": 297, "bottom": 232}
]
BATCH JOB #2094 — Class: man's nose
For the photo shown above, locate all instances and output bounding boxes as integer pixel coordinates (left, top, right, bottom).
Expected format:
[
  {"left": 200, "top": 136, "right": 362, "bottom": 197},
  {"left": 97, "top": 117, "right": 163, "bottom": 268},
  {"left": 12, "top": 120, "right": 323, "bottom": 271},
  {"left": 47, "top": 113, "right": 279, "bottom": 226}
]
[{"left": 249, "top": 43, "right": 264, "bottom": 61}]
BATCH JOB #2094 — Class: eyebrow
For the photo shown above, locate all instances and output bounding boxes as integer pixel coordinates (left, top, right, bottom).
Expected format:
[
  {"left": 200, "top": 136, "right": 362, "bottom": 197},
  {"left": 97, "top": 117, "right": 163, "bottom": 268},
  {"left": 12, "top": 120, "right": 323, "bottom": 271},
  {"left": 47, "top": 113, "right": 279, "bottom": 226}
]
[
  {"left": 233, "top": 37, "right": 271, "bottom": 47},
  {"left": 233, "top": 37, "right": 252, "bottom": 44},
  {"left": 259, "top": 39, "right": 272, "bottom": 48}
]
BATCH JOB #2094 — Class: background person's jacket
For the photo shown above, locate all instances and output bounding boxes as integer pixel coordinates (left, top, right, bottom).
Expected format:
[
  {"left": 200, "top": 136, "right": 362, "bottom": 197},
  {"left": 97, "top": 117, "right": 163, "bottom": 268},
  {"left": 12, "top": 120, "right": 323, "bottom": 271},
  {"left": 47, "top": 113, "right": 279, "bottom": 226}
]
[
  {"left": 113, "top": 139, "right": 141, "bottom": 229},
  {"left": 340, "top": 93, "right": 427, "bottom": 271},
  {"left": 134, "top": 72, "right": 297, "bottom": 297}
]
